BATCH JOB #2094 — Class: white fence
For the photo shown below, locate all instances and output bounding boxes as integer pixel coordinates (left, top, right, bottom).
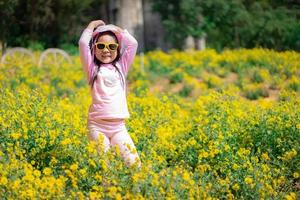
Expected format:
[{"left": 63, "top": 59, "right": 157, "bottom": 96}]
[
  {"left": 0, "top": 47, "right": 72, "bottom": 67},
  {"left": 1, "top": 47, "right": 146, "bottom": 73}
]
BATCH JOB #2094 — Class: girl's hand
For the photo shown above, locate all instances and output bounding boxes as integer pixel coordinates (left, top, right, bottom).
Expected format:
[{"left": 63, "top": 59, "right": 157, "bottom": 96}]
[{"left": 87, "top": 20, "right": 105, "bottom": 31}]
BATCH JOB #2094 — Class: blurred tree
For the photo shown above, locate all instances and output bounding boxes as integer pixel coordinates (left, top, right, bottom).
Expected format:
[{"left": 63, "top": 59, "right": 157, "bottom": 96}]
[
  {"left": 202, "top": 0, "right": 300, "bottom": 50},
  {"left": 1, "top": 0, "right": 104, "bottom": 50},
  {"left": 152, "top": 0, "right": 212, "bottom": 49},
  {"left": 151, "top": 0, "right": 300, "bottom": 51},
  {"left": 1, "top": 0, "right": 299, "bottom": 51},
  {"left": 0, "top": 0, "right": 19, "bottom": 54}
]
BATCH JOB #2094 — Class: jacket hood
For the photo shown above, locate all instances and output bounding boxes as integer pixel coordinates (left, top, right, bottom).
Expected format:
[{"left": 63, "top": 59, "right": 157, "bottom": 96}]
[{"left": 92, "top": 24, "right": 122, "bottom": 46}]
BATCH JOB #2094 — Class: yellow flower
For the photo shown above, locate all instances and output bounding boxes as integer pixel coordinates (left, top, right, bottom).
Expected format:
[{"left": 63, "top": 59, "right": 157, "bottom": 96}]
[
  {"left": 61, "top": 138, "right": 72, "bottom": 145},
  {"left": 293, "top": 172, "right": 299, "bottom": 178},
  {"left": 115, "top": 193, "right": 122, "bottom": 200},
  {"left": 43, "top": 167, "right": 52, "bottom": 176},
  {"left": 162, "top": 95, "right": 168, "bottom": 101},
  {"left": 277, "top": 176, "right": 286, "bottom": 185},
  {"left": 232, "top": 163, "right": 239, "bottom": 170},
  {"left": 197, "top": 164, "right": 210, "bottom": 175},
  {"left": 182, "top": 171, "right": 190, "bottom": 181},
  {"left": 100, "top": 160, "right": 107, "bottom": 172},
  {"left": 11, "top": 179, "right": 21, "bottom": 190},
  {"left": 224, "top": 144, "right": 230, "bottom": 152},
  {"left": 88, "top": 159, "right": 96, "bottom": 168},
  {"left": 50, "top": 157, "right": 58, "bottom": 165},
  {"left": 79, "top": 169, "right": 87, "bottom": 177},
  {"left": 261, "top": 152, "right": 270, "bottom": 161},
  {"left": 25, "top": 189, "right": 35, "bottom": 198},
  {"left": 281, "top": 149, "right": 297, "bottom": 161},
  {"left": 70, "top": 163, "right": 78, "bottom": 171},
  {"left": 87, "top": 142, "right": 97, "bottom": 154},
  {"left": 108, "top": 186, "right": 118, "bottom": 198},
  {"left": 132, "top": 174, "right": 139, "bottom": 183},
  {"left": 219, "top": 179, "right": 226, "bottom": 186},
  {"left": 0, "top": 176, "right": 8, "bottom": 185},
  {"left": 152, "top": 174, "right": 159, "bottom": 186},
  {"left": 172, "top": 170, "right": 178, "bottom": 176},
  {"left": 199, "top": 151, "right": 209, "bottom": 159},
  {"left": 285, "top": 192, "right": 296, "bottom": 200},
  {"left": 262, "top": 164, "right": 269, "bottom": 173},
  {"left": 232, "top": 183, "right": 240, "bottom": 191},
  {"left": 11, "top": 133, "right": 22, "bottom": 139},
  {"left": 237, "top": 148, "right": 251, "bottom": 157},
  {"left": 89, "top": 191, "right": 98, "bottom": 200},
  {"left": 33, "top": 170, "right": 41, "bottom": 177},
  {"left": 244, "top": 176, "right": 253, "bottom": 185}
]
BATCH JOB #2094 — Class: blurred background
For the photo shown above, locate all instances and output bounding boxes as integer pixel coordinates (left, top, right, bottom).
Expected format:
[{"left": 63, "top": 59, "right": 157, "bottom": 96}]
[{"left": 1, "top": 0, "right": 300, "bottom": 55}]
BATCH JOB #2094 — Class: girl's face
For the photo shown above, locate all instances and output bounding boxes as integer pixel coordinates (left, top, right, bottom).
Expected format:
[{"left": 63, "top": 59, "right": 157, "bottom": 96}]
[{"left": 95, "top": 34, "right": 118, "bottom": 64}]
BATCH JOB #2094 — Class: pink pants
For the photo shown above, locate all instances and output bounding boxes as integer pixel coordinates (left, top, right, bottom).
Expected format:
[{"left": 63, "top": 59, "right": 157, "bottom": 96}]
[{"left": 87, "top": 118, "right": 141, "bottom": 168}]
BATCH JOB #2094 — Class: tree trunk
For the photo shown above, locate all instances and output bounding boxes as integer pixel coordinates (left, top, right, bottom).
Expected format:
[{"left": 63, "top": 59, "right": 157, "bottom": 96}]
[
  {"left": 185, "top": 35, "right": 194, "bottom": 49},
  {"left": 0, "top": 41, "right": 7, "bottom": 57},
  {"left": 195, "top": 36, "right": 206, "bottom": 50}
]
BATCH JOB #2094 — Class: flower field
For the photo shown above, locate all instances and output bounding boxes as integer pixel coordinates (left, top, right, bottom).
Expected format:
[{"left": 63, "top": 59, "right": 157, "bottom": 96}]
[{"left": 0, "top": 48, "right": 299, "bottom": 199}]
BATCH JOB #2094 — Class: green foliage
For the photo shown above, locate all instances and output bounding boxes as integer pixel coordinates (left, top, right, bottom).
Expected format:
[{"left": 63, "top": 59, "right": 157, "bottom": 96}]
[
  {"left": 243, "top": 83, "right": 269, "bottom": 100},
  {"left": 1, "top": 0, "right": 104, "bottom": 49},
  {"left": 28, "top": 41, "right": 45, "bottom": 51},
  {"left": 0, "top": 0, "right": 19, "bottom": 52},
  {"left": 179, "top": 85, "right": 193, "bottom": 97},
  {"left": 170, "top": 69, "right": 184, "bottom": 84},
  {"left": 59, "top": 43, "right": 79, "bottom": 56},
  {"left": 152, "top": 0, "right": 209, "bottom": 49},
  {"left": 151, "top": 0, "right": 300, "bottom": 51}
]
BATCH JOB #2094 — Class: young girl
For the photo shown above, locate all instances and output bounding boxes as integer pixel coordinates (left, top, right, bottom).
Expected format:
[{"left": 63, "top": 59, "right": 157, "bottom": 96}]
[{"left": 78, "top": 19, "right": 141, "bottom": 168}]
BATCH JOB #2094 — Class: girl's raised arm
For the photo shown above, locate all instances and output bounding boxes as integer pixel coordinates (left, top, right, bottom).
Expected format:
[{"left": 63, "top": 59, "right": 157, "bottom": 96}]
[
  {"left": 118, "top": 29, "right": 138, "bottom": 77},
  {"left": 109, "top": 25, "right": 138, "bottom": 77}
]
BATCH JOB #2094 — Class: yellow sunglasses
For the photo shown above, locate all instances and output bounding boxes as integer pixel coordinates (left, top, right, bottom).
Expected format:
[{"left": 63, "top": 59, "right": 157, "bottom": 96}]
[{"left": 95, "top": 42, "right": 119, "bottom": 51}]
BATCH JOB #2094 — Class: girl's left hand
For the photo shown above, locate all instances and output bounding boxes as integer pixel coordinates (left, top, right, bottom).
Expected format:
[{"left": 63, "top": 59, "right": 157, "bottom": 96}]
[{"left": 87, "top": 20, "right": 105, "bottom": 31}]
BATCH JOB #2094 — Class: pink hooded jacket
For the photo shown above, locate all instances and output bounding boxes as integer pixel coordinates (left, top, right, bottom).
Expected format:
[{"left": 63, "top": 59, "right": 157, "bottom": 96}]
[{"left": 78, "top": 24, "right": 138, "bottom": 120}]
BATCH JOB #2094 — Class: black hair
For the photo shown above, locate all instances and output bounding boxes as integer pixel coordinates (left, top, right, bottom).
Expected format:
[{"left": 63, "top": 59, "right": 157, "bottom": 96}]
[{"left": 89, "top": 31, "right": 125, "bottom": 89}]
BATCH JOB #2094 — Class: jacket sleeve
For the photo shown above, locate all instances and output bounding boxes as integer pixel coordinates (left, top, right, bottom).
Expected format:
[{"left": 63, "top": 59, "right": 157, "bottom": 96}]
[
  {"left": 78, "top": 28, "right": 93, "bottom": 82},
  {"left": 119, "top": 29, "right": 138, "bottom": 77}
]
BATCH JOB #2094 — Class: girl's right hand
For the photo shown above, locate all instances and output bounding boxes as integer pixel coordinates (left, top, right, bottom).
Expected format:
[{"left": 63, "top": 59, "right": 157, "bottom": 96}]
[{"left": 87, "top": 20, "right": 105, "bottom": 31}]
